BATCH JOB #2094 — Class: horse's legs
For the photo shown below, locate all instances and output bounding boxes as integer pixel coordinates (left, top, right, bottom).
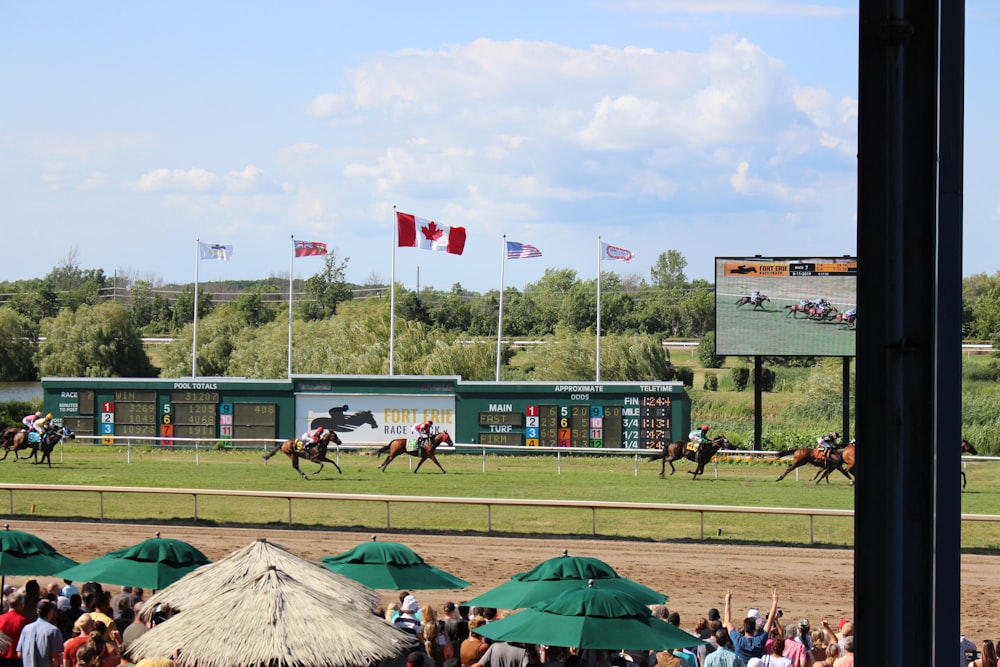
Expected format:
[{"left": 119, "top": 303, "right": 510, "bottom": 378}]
[
  {"left": 417, "top": 453, "right": 446, "bottom": 474},
  {"left": 961, "top": 471, "right": 967, "bottom": 490},
  {"left": 263, "top": 443, "right": 282, "bottom": 461},
  {"left": 316, "top": 455, "right": 342, "bottom": 475},
  {"left": 775, "top": 457, "right": 806, "bottom": 481},
  {"left": 378, "top": 451, "right": 397, "bottom": 472},
  {"left": 290, "top": 455, "right": 309, "bottom": 480}
]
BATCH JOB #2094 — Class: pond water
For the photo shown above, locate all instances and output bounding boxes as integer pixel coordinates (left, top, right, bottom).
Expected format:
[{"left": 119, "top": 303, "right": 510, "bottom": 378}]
[{"left": 0, "top": 382, "right": 43, "bottom": 403}]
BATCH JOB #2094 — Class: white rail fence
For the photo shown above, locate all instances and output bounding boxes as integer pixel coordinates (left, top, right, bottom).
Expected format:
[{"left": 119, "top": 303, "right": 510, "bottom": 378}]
[{"left": 1, "top": 483, "right": 997, "bottom": 545}]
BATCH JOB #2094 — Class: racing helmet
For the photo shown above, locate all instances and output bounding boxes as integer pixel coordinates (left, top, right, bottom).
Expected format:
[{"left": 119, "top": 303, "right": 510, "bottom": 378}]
[
  {"left": 315, "top": 426, "right": 325, "bottom": 435},
  {"left": 426, "top": 419, "right": 433, "bottom": 425},
  {"left": 34, "top": 411, "right": 42, "bottom": 418},
  {"left": 701, "top": 424, "right": 710, "bottom": 432}
]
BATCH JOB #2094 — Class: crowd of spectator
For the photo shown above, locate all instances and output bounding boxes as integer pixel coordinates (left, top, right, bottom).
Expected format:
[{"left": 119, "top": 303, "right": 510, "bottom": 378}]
[{"left": 1, "top": 578, "right": 994, "bottom": 667}]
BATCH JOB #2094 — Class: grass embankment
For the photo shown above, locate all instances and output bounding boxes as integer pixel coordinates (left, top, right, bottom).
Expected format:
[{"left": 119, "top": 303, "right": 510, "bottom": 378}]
[{"left": 2, "top": 447, "right": 997, "bottom": 550}]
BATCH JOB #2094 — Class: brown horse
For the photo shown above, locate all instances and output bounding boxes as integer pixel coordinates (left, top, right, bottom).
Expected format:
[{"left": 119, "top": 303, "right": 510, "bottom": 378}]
[
  {"left": 814, "top": 443, "right": 856, "bottom": 484},
  {"left": 961, "top": 439, "right": 978, "bottom": 489},
  {"left": 263, "top": 430, "right": 343, "bottom": 479},
  {"left": 376, "top": 431, "right": 454, "bottom": 473},
  {"left": 1, "top": 429, "right": 38, "bottom": 462},
  {"left": 648, "top": 435, "right": 731, "bottom": 479},
  {"left": 775, "top": 444, "right": 853, "bottom": 484}
]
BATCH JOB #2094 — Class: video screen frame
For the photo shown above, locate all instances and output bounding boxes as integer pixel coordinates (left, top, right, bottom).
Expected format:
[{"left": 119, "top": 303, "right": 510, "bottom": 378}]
[{"left": 714, "top": 256, "right": 857, "bottom": 357}]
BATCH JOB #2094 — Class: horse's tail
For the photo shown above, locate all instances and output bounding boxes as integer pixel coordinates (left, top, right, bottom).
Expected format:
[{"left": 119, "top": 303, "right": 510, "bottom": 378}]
[
  {"left": 263, "top": 443, "right": 283, "bottom": 460},
  {"left": 375, "top": 443, "right": 393, "bottom": 455},
  {"left": 776, "top": 449, "right": 799, "bottom": 458}
]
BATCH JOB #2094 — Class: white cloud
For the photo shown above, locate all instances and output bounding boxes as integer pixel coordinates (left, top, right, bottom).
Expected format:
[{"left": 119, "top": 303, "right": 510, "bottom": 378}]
[
  {"left": 612, "top": 0, "right": 855, "bottom": 18},
  {"left": 134, "top": 167, "right": 220, "bottom": 193},
  {"left": 224, "top": 165, "right": 282, "bottom": 194}
]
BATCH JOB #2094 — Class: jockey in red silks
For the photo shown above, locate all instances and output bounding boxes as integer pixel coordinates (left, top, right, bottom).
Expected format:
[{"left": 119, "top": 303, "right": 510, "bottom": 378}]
[
  {"left": 411, "top": 419, "right": 434, "bottom": 446},
  {"left": 300, "top": 425, "right": 327, "bottom": 457}
]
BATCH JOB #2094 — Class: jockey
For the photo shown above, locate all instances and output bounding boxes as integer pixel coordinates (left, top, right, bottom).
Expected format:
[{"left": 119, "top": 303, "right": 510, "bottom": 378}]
[
  {"left": 411, "top": 419, "right": 434, "bottom": 445},
  {"left": 817, "top": 432, "right": 840, "bottom": 454},
  {"left": 300, "top": 425, "right": 326, "bottom": 457},
  {"left": 688, "top": 424, "right": 710, "bottom": 445},
  {"left": 750, "top": 290, "right": 760, "bottom": 302},
  {"left": 21, "top": 411, "right": 42, "bottom": 432},
  {"left": 33, "top": 413, "right": 53, "bottom": 435}
]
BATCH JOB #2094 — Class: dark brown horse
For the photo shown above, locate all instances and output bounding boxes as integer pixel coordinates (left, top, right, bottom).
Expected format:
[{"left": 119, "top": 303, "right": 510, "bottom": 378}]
[
  {"left": 775, "top": 444, "right": 853, "bottom": 483},
  {"left": 961, "top": 439, "right": 978, "bottom": 489},
  {"left": 648, "top": 435, "right": 731, "bottom": 479},
  {"left": 376, "top": 431, "right": 454, "bottom": 473},
  {"left": 736, "top": 295, "right": 769, "bottom": 310},
  {"left": 35, "top": 426, "right": 74, "bottom": 467},
  {"left": 263, "top": 430, "right": 343, "bottom": 479}
]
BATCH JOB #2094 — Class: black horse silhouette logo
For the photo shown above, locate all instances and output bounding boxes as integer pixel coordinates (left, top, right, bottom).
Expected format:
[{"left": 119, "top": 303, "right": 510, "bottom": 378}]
[
  {"left": 731, "top": 264, "right": 757, "bottom": 274},
  {"left": 310, "top": 405, "right": 380, "bottom": 433}
]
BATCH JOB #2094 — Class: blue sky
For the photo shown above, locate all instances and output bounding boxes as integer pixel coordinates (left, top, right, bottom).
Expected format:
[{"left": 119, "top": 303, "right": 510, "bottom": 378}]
[{"left": 2, "top": 1, "right": 996, "bottom": 292}]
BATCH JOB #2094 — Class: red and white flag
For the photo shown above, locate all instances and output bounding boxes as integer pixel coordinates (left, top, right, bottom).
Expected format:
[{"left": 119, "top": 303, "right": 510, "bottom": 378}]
[
  {"left": 293, "top": 240, "right": 328, "bottom": 257},
  {"left": 396, "top": 211, "right": 467, "bottom": 255},
  {"left": 600, "top": 241, "right": 635, "bottom": 262}
]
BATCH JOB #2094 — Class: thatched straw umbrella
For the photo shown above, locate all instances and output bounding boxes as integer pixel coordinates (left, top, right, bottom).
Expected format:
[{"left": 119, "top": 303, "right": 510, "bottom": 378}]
[
  {"left": 139, "top": 539, "right": 381, "bottom": 622},
  {"left": 127, "top": 566, "right": 414, "bottom": 667}
]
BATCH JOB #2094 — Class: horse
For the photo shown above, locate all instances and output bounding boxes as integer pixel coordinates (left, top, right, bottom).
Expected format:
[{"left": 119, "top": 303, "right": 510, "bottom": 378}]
[
  {"left": 809, "top": 304, "right": 839, "bottom": 321},
  {"left": 1, "top": 429, "right": 38, "bottom": 462},
  {"left": 0, "top": 427, "right": 20, "bottom": 451},
  {"left": 648, "top": 435, "right": 731, "bottom": 479},
  {"left": 775, "top": 444, "right": 853, "bottom": 484},
  {"left": 376, "top": 431, "right": 454, "bottom": 474},
  {"left": 35, "top": 426, "right": 74, "bottom": 467},
  {"left": 735, "top": 295, "right": 770, "bottom": 310},
  {"left": 785, "top": 303, "right": 812, "bottom": 320},
  {"left": 263, "top": 430, "right": 343, "bottom": 479},
  {"left": 814, "top": 443, "right": 856, "bottom": 484},
  {"left": 961, "top": 439, "right": 978, "bottom": 489},
  {"left": 834, "top": 311, "right": 857, "bottom": 328}
]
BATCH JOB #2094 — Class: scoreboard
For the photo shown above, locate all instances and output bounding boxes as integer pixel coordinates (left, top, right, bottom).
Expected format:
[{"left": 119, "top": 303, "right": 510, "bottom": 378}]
[{"left": 460, "top": 381, "right": 688, "bottom": 450}]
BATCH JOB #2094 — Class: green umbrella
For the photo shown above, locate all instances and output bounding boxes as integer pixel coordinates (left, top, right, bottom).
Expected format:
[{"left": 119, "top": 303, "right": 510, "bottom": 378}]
[
  {"left": 463, "top": 551, "right": 667, "bottom": 609},
  {"left": 56, "top": 532, "right": 210, "bottom": 590},
  {"left": 476, "top": 580, "right": 702, "bottom": 651},
  {"left": 321, "top": 536, "right": 469, "bottom": 590},
  {"left": 0, "top": 525, "right": 77, "bottom": 589}
]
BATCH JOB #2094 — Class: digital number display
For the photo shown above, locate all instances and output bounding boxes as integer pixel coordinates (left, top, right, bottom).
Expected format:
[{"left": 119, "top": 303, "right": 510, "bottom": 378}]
[
  {"left": 640, "top": 396, "right": 671, "bottom": 407},
  {"left": 536, "top": 405, "right": 558, "bottom": 448},
  {"left": 115, "top": 424, "right": 157, "bottom": 437},
  {"left": 114, "top": 402, "right": 157, "bottom": 425},
  {"left": 174, "top": 403, "right": 218, "bottom": 425},
  {"left": 114, "top": 390, "right": 156, "bottom": 402},
  {"left": 170, "top": 391, "right": 220, "bottom": 403},
  {"left": 233, "top": 403, "right": 277, "bottom": 426},
  {"left": 603, "top": 406, "right": 623, "bottom": 448},
  {"left": 478, "top": 412, "right": 524, "bottom": 427},
  {"left": 77, "top": 390, "right": 95, "bottom": 415},
  {"left": 478, "top": 432, "right": 523, "bottom": 446},
  {"left": 172, "top": 425, "right": 216, "bottom": 439}
]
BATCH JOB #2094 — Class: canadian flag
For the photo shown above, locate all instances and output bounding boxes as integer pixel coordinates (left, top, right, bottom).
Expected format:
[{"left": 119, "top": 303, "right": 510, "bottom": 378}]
[{"left": 396, "top": 212, "right": 467, "bottom": 255}]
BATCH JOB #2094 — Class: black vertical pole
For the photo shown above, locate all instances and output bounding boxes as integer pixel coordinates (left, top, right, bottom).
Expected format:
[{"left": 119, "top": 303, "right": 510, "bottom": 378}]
[
  {"left": 842, "top": 357, "right": 851, "bottom": 442},
  {"left": 753, "top": 356, "right": 762, "bottom": 451}
]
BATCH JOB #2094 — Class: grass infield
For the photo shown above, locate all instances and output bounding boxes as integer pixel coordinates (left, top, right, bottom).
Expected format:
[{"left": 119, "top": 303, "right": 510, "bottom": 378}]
[{"left": 0, "top": 446, "right": 996, "bottom": 550}]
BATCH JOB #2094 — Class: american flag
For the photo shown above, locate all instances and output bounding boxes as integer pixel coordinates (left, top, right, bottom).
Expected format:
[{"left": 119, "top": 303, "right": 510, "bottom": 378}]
[{"left": 506, "top": 241, "right": 542, "bottom": 260}]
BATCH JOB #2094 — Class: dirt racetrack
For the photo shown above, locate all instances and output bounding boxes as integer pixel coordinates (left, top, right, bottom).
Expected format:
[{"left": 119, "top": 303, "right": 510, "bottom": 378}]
[{"left": 16, "top": 520, "right": 999, "bottom": 639}]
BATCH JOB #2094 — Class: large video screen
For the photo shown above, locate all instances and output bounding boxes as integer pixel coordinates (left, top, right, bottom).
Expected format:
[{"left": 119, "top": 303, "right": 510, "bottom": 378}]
[{"left": 715, "top": 257, "right": 857, "bottom": 357}]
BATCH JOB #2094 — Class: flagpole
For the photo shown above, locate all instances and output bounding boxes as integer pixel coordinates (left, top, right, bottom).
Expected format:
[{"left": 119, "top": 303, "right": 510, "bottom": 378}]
[
  {"left": 596, "top": 236, "right": 602, "bottom": 382},
  {"left": 389, "top": 206, "right": 397, "bottom": 376},
  {"left": 192, "top": 238, "right": 200, "bottom": 378},
  {"left": 496, "top": 235, "right": 507, "bottom": 381},
  {"left": 288, "top": 235, "right": 295, "bottom": 378}
]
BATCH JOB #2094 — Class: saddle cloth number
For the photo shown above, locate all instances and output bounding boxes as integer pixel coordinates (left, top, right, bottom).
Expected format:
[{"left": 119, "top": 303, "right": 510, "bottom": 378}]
[
  {"left": 28, "top": 432, "right": 41, "bottom": 444},
  {"left": 686, "top": 441, "right": 699, "bottom": 453},
  {"left": 406, "top": 439, "right": 419, "bottom": 452}
]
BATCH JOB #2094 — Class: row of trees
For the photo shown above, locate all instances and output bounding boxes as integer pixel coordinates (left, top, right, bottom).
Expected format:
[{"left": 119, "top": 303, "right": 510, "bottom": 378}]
[{"left": 5, "top": 248, "right": 1000, "bottom": 381}]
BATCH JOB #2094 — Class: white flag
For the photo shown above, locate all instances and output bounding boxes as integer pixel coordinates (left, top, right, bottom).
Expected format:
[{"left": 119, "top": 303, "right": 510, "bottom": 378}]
[
  {"left": 600, "top": 241, "right": 634, "bottom": 262},
  {"left": 199, "top": 241, "right": 234, "bottom": 261}
]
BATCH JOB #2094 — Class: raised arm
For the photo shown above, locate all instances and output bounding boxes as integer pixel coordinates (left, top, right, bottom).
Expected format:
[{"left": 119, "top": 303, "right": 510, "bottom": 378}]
[
  {"left": 723, "top": 590, "right": 735, "bottom": 632},
  {"left": 820, "top": 620, "right": 838, "bottom": 646},
  {"left": 763, "top": 589, "right": 779, "bottom": 633}
]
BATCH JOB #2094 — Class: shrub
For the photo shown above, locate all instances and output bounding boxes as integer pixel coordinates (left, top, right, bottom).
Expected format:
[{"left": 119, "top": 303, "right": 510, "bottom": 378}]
[
  {"left": 697, "top": 332, "right": 725, "bottom": 368},
  {"left": 703, "top": 373, "right": 718, "bottom": 391},
  {"left": 731, "top": 366, "right": 750, "bottom": 392},
  {"left": 675, "top": 366, "right": 694, "bottom": 388}
]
